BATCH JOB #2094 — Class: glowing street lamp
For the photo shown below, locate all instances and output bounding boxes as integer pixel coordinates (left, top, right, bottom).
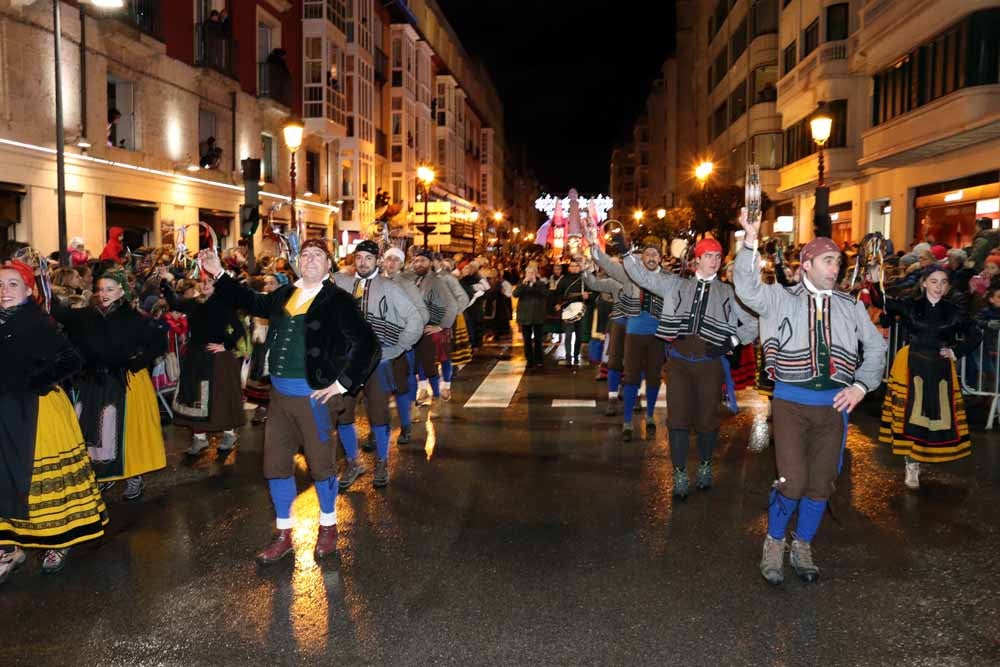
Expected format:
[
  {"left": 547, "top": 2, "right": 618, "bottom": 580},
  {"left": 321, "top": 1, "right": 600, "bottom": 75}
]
[
  {"left": 656, "top": 208, "right": 667, "bottom": 220},
  {"left": 810, "top": 101, "right": 834, "bottom": 238},
  {"left": 283, "top": 118, "right": 305, "bottom": 236},
  {"left": 695, "top": 161, "right": 714, "bottom": 187},
  {"left": 493, "top": 211, "right": 504, "bottom": 223},
  {"left": 633, "top": 209, "right": 645, "bottom": 223},
  {"left": 415, "top": 164, "right": 436, "bottom": 248}
]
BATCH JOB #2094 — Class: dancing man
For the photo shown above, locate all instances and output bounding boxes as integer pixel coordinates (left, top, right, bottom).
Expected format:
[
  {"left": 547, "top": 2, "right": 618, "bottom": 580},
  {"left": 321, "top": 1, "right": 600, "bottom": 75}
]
[
  {"left": 585, "top": 230, "right": 663, "bottom": 439},
  {"left": 200, "top": 242, "right": 380, "bottom": 563},
  {"left": 735, "top": 210, "right": 886, "bottom": 584},
  {"left": 333, "top": 241, "right": 423, "bottom": 487},
  {"left": 622, "top": 235, "right": 757, "bottom": 496},
  {"left": 406, "top": 249, "right": 459, "bottom": 406},
  {"left": 582, "top": 257, "right": 628, "bottom": 415}
]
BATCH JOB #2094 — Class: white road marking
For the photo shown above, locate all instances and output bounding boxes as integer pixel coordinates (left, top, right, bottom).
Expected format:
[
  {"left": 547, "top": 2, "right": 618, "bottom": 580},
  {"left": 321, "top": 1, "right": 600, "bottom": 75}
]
[
  {"left": 464, "top": 359, "right": 527, "bottom": 408},
  {"left": 551, "top": 399, "right": 597, "bottom": 408}
]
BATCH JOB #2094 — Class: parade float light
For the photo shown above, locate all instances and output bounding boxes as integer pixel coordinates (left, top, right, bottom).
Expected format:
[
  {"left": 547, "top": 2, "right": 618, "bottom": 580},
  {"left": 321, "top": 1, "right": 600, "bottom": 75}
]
[{"left": 534, "top": 194, "right": 613, "bottom": 222}]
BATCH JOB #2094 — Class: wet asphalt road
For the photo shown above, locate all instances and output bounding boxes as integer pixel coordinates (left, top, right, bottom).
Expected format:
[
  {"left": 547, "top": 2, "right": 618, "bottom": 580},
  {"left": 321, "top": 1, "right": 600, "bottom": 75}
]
[{"left": 2, "top": 346, "right": 1000, "bottom": 666}]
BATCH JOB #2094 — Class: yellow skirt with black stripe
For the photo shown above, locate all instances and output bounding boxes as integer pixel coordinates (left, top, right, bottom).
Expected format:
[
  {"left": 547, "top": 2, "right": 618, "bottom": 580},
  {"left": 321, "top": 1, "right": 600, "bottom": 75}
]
[
  {"left": 118, "top": 369, "right": 166, "bottom": 481},
  {"left": 0, "top": 388, "right": 108, "bottom": 549},
  {"left": 879, "top": 346, "right": 971, "bottom": 463},
  {"left": 451, "top": 313, "right": 473, "bottom": 366}
]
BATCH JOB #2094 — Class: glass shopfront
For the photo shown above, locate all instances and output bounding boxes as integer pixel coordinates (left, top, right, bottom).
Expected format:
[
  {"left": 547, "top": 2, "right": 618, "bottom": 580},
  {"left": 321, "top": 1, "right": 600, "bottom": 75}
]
[{"left": 914, "top": 171, "right": 999, "bottom": 247}]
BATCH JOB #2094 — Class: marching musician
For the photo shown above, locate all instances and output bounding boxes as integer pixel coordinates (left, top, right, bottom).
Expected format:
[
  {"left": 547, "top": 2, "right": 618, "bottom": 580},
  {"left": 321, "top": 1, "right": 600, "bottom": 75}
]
[
  {"left": 621, "top": 235, "right": 758, "bottom": 499},
  {"left": 555, "top": 258, "right": 589, "bottom": 367},
  {"left": 585, "top": 231, "right": 664, "bottom": 440},
  {"left": 735, "top": 210, "right": 885, "bottom": 585},
  {"left": 333, "top": 241, "right": 423, "bottom": 488}
]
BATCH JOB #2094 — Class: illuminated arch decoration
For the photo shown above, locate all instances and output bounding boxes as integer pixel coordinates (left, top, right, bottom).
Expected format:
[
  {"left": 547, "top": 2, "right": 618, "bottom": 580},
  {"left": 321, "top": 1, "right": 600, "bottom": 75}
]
[
  {"left": 534, "top": 193, "right": 613, "bottom": 253},
  {"left": 534, "top": 194, "right": 613, "bottom": 222}
]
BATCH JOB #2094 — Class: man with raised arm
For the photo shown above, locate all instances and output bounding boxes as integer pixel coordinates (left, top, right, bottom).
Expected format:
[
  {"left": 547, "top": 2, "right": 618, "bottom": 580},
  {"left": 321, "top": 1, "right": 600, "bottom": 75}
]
[
  {"left": 619, "top": 234, "right": 757, "bottom": 499},
  {"left": 584, "top": 227, "right": 664, "bottom": 441},
  {"left": 199, "top": 242, "right": 380, "bottom": 564},
  {"left": 734, "top": 209, "right": 885, "bottom": 585}
]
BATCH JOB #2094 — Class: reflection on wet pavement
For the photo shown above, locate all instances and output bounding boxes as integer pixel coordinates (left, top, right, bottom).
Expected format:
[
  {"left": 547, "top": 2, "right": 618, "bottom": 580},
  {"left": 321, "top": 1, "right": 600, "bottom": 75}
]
[{"left": 3, "top": 365, "right": 1000, "bottom": 666}]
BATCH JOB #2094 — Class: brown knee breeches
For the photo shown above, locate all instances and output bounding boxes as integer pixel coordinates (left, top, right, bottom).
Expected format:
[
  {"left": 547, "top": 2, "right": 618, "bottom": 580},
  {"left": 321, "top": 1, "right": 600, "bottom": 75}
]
[
  {"left": 772, "top": 398, "right": 845, "bottom": 501},
  {"left": 262, "top": 389, "right": 354, "bottom": 480}
]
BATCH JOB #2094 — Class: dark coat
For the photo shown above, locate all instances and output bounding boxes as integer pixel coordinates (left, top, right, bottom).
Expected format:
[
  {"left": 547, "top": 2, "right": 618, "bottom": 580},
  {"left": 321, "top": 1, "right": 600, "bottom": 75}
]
[
  {"left": 0, "top": 300, "right": 83, "bottom": 519},
  {"left": 212, "top": 274, "right": 380, "bottom": 394},
  {"left": 512, "top": 279, "right": 548, "bottom": 325},
  {"left": 161, "top": 287, "right": 244, "bottom": 349},
  {"left": 53, "top": 301, "right": 166, "bottom": 377}
]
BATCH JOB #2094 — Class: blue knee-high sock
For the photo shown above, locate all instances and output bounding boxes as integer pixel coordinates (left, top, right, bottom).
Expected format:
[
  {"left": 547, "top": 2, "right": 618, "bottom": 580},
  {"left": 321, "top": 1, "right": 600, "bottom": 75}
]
[
  {"left": 429, "top": 375, "right": 440, "bottom": 397},
  {"left": 397, "top": 391, "right": 413, "bottom": 427},
  {"left": 622, "top": 384, "right": 639, "bottom": 423},
  {"left": 314, "top": 476, "right": 338, "bottom": 515},
  {"left": 268, "top": 477, "right": 297, "bottom": 520},
  {"left": 441, "top": 359, "right": 454, "bottom": 382},
  {"left": 645, "top": 382, "right": 660, "bottom": 418},
  {"left": 607, "top": 369, "right": 622, "bottom": 395},
  {"left": 373, "top": 424, "right": 391, "bottom": 460},
  {"left": 767, "top": 490, "right": 800, "bottom": 540},
  {"left": 338, "top": 424, "right": 359, "bottom": 460},
  {"left": 417, "top": 367, "right": 428, "bottom": 381},
  {"left": 795, "top": 497, "right": 827, "bottom": 542}
]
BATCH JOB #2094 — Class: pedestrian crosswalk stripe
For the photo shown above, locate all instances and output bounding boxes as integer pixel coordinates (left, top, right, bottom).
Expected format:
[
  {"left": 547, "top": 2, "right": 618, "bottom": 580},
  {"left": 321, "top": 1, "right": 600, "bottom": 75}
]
[
  {"left": 552, "top": 399, "right": 596, "bottom": 408},
  {"left": 464, "top": 359, "right": 527, "bottom": 408}
]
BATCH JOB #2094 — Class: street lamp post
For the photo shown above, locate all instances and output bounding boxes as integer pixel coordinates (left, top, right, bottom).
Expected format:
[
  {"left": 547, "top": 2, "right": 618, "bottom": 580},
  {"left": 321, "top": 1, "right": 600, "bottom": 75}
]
[
  {"left": 49, "top": 1, "right": 124, "bottom": 265},
  {"left": 283, "top": 119, "right": 304, "bottom": 239},
  {"left": 810, "top": 101, "right": 833, "bottom": 239},
  {"left": 416, "top": 164, "right": 436, "bottom": 248},
  {"left": 470, "top": 208, "right": 480, "bottom": 254}
]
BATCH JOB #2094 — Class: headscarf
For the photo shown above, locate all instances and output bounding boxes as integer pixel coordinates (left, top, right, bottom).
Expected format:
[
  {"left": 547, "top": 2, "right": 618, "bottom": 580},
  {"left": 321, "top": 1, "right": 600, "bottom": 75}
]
[
  {"left": 384, "top": 247, "right": 405, "bottom": 263},
  {"left": 354, "top": 240, "right": 380, "bottom": 257},
  {"left": 694, "top": 238, "right": 723, "bottom": 257},
  {"left": 799, "top": 237, "right": 840, "bottom": 265},
  {"left": 2, "top": 260, "right": 36, "bottom": 294},
  {"left": 98, "top": 267, "right": 133, "bottom": 303}
]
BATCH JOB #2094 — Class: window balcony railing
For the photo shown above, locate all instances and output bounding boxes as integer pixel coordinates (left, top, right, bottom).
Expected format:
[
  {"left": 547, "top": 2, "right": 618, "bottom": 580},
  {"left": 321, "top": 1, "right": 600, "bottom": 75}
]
[
  {"left": 375, "top": 129, "right": 388, "bottom": 158},
  {"left": 374, "top": 46, "right": 389, "bottom": 85},
  {"left": 119, "top": 0, "right": 161, "bottom": 40},
  {"left": 258, "top": 62, "right": 293, "bottom": 108},
  {"left": 195, "top": 23, "right": 237, "bottom": 79}
]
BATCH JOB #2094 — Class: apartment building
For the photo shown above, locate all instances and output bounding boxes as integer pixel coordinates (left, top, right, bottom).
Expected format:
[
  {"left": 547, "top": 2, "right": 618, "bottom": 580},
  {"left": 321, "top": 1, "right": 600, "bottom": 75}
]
[
  {"left": 697, "top": 0, "right": 783, "bottom": 214},
  {"left": 609, "top": 144, "right": 637, "bottom": 222},
  {"left": 0, "top": 0, "right": 508, "bottom": 256},
  {"left": 0, "top": 0, "right": 343, "bottom": 255}
]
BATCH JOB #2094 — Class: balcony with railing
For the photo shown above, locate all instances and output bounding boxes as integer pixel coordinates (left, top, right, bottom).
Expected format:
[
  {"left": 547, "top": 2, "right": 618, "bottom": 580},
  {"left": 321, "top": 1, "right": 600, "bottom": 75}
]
[
  {"left": 258, "top": 61, "right": 293, "bottom": 109},
  {"left": 776, "top": 40, "right": 849, "bottom": 101},
  {"left": 195, "top": 23, "right": 237, "bottom": 79},
  {"left": 374, "top": 47, "right": 389, "bottom": 85},
  {"left": 121, "top": 0, "right": 161, "bottom": 40},
  {"left": 375, "top": 129, "right": 388, "bottom": 158}
]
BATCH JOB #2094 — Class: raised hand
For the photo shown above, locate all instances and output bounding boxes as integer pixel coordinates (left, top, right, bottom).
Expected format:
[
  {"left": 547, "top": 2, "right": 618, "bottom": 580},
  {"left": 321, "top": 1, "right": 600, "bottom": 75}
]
[
  {"left": 738, "top": 206, "right": 761, "bottom": 247},
  {"left": 198, "top": 248, "right": 223, "bottom": 277}
]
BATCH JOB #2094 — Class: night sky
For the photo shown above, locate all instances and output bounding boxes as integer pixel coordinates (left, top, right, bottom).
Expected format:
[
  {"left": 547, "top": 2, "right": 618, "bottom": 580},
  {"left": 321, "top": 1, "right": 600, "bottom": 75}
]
[{"left": 436, "top": 1, "right": 677, "bottom": 196}]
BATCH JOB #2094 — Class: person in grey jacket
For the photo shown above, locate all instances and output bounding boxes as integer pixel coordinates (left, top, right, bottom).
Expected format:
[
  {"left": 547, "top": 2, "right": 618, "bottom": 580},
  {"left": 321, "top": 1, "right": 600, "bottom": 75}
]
[
  {"left": 582, "top": 260, "right": 628, "bottom": 414},
  {"left": 333, "top": 241, "right": 423, "bottom": 487},
  {"left": 405, "top": 248, "right": 458, "bottom": 405},
  {"left": 736, "top": 208, "right": 886, "bottom": 586},
  {"left": 383, "top": 247, "right": 428, "bottom": 444},
  {"left": 513, "top": 264, "right": 549, "bottom": 368},
  {"left": 434, "top": 254, "right": 471, "bottom": 399}
]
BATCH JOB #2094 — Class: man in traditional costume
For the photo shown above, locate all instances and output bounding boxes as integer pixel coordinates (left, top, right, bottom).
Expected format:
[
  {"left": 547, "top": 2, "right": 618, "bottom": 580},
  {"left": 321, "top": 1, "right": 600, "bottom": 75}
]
[
  {"left": 200, "top": 241, "right": 380, "bottom": 563},
  {"left": 333, "top": 241, "right": 423, "bottom": 487},
  {"left": 623, "top": 236, "right": 758, "bottom": 496},
  {"left": 735, "top": 211, "right": 886, "bottom": 584}
]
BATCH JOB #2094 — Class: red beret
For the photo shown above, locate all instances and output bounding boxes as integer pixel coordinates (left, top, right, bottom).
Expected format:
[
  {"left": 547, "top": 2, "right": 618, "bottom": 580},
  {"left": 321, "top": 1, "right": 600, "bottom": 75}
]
[
  {"left": 986, "top": 254, "right": 1000, "bottom": 268},
  {"left": 694, "top": 238, "right": 723, "bottom": 257},
  {"left": 800, "top": 237, "right": 841, "bottom": 264},
  {"left": 930, "top": 244, "right": 947, "bottom": 260},
  {"left": 1, "top": 260, "right": 36, "bottom": 292}
]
